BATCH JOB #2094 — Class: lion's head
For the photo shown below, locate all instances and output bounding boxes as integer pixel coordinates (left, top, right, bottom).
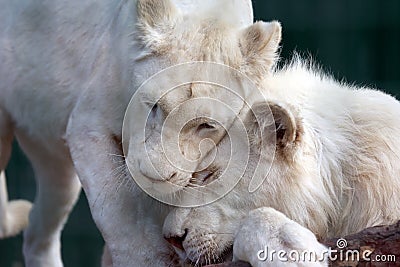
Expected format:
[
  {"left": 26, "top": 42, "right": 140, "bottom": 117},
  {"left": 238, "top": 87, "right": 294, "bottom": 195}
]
[
  {"left": 123, "top": 0, "right": 282, "bottom": 202},
  {"left": 161, "top": 99, "right": 337, "bottom": 265}
]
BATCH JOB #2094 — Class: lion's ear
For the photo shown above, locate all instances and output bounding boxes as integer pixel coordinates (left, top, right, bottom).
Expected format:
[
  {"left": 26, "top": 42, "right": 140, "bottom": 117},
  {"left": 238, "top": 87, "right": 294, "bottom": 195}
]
[
  {"left": 137, "top": 0, "right": 178, "bottom": 27},
  {"left": 240, "top": 21, "right": 282, "bottom": 74},
  {"left": 247, "top": 100, "right": 299, "bottom": 150},
  {"left": 136, "top": 0, "right": 179, "bottom": 49}
]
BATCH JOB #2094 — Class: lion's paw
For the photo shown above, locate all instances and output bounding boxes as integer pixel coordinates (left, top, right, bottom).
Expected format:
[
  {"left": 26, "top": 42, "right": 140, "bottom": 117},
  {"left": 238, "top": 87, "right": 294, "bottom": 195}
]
[
  {"left": 0, "top": 200, "right": 32, "bottom": 239},
  {"left": 233, "top": 207, "right": 327, "bottom": 266}
]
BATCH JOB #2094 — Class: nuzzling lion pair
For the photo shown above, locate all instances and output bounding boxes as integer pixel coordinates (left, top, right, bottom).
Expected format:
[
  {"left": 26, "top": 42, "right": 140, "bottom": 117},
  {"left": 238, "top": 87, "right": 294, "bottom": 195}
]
[{"left": 0, "top": 0, "right": 399, "bottom": 266}]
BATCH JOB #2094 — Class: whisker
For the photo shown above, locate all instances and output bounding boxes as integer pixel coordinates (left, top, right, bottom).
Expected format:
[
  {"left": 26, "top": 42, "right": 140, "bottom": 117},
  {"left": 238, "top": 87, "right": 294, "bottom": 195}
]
[
  {"left": 108, "top": 153, "right": 126, "bottom": 158},
  {"left": 187, "top": 182, "right": 222, "bottom": 196},
  {"left": 194, "top": 246, "right": 201, "bottom": 267},
  {"left": 110, "top": 159, "right": 126, "bottom": 164},
  {"left": 184, "top": 183, "right": 205, "bottom": 195},
  {"left": 178, "top": 187, "right": 204, "bottom": 200},
  {"left": 204, "top": 232, "right": 234, "bottom": 235},
  {"left": 210, "top": 238, "right": 222, "bottom": 263},
  {"left": 110, "top": 165, "right": 126, "bottom": 177}
]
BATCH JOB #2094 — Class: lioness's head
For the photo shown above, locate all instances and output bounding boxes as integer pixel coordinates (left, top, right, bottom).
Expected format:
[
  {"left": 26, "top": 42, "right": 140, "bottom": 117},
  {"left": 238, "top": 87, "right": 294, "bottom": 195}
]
[
  {"left": 162, "top": 100, "right": 336, "bottom": 265},
  {"left": 124, "top": 0, "right": 282, "bottom": 200}
]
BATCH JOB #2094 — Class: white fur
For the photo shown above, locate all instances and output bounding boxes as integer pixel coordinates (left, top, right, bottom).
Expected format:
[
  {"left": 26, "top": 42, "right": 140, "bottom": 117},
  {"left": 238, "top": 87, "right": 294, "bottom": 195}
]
[
  {"left": 0, "top": 0, "right": 256, "bottom": 266},
  {"left": 0, "top": 172, "right": 32, "bottom": 239},
  {"left": 4, "top": 0, "right": 397, "bottom": 266},
  {"left": 163, "top": 59, "right": 400, "bottom": 265},
  {"left": 233, "top": 208, "right": 327, "bottom": 266}
]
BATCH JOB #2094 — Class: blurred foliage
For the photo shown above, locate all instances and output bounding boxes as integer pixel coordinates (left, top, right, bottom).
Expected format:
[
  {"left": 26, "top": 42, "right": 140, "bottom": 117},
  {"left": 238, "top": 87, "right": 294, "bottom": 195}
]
[
  {"left": 254, "top": 0, "right": 400, "bottom": 96},
  {"left": 0, "top": 1, "right": 399, "bottom": 266}
]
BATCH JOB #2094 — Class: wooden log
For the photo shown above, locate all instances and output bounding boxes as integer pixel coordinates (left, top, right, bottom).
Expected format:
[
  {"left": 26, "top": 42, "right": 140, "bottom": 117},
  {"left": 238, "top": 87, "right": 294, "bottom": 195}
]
[
  {"left": 206, "top": 221, "right": 400, "bottom": 267},
  {"left": 205, "top": 261, "right": 251, "bottom": 267},
  {"left": 323, "top": 220, "right": 400, "bottom": 266}
]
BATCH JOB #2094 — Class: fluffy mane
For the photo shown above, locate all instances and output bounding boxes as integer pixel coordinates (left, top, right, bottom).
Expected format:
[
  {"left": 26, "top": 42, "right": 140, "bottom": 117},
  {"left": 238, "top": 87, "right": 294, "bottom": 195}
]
[{"left": 258, "top": 56, "right": 400, "bottom": 237}]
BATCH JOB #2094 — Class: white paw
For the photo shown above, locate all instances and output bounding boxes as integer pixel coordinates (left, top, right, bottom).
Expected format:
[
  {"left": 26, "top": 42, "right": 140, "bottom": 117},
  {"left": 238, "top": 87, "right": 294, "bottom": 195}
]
[
  {"left": 0, "top": 200, "right": 32, "bottom": 239},
  {"left": 233, "top": 207, "right": 328, "bottom": 267}
]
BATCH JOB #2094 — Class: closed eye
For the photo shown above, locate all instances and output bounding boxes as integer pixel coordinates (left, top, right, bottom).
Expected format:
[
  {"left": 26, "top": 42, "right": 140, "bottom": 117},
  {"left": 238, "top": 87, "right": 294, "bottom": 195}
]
[
  {"left": 150, "top": 103, "right": 158, "bottom": 118},
  {"left": 199, "top": 123, "right": 214, "bottom": 129},
  {"left": 197, "top": 122, "right": 215, "bottom": 131}
]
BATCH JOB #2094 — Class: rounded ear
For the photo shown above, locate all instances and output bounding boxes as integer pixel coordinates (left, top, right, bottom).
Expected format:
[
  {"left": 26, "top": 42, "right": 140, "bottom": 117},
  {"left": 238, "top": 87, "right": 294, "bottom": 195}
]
[
  {"left": 137, "top": 0, "right": 178, "bottom": 27},
  {"left": 136, "top": 0, "right": 179, "bottom": 49},
  {"left": 268, "top": 102, "right": 297, "bottom": 147},
  {"left": 240, "top": 21, "right": 282, "bottom": 75},
  {"left": 248, "top": 100, "right": 299, "bottom": 150}
]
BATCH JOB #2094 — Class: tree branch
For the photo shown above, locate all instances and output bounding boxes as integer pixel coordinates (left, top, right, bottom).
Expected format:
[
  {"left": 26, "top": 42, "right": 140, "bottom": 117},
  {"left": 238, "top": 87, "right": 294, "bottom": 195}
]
[{"left": 206, "top": 221, "right": 400, "bottom": 267}]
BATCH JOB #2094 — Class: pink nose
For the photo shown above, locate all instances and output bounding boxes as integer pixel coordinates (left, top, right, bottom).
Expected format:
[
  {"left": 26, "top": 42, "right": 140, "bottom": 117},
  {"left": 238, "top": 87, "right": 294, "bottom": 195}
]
[{"left": 164, "top": 230, "right": 188, "bottom": 251}]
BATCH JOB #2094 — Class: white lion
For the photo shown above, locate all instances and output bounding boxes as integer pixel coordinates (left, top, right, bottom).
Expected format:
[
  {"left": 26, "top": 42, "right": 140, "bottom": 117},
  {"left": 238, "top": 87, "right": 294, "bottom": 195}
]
[
  {"left": 162, "top": 58, "right": 400, "bottom": 265},
  {"left": 0, "top": 0, "right": 290, "bottom": 266},
  {"left": 4, "top": 0, "right": 397, "bottom": 266}
]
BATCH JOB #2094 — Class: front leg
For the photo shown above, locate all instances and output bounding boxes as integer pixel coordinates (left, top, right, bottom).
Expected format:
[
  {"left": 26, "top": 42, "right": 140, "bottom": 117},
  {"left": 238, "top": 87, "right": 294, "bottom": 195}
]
[
  {"left": 233, "top": 208, "right": 328, "bottom": 267},
  {"left": 101, "top": 212, "right": 177, "bottom": 267},
  {"left": 67, "top": 115, "right": 173, "bottom": 267}
]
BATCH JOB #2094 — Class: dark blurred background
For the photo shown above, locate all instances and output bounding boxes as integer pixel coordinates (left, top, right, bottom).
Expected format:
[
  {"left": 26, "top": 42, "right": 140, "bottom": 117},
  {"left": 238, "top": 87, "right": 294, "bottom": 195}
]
[{"left": 0, "top": 1, "right": 399, "bottom": 266}]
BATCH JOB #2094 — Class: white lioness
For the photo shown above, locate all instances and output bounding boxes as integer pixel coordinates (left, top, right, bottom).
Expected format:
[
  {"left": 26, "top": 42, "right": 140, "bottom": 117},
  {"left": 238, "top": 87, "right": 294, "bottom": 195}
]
[
  {"left": 0, "top": 0, "right": 291, "bottom": 266},
  {"left": 162, "top": 58, "right": 400, "bottom": 265}
]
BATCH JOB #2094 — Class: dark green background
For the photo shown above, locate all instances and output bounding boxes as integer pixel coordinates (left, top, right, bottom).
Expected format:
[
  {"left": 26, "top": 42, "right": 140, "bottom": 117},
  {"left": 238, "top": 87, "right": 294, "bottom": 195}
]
[{"left": 1, "top": 1, "right": 399, "bottom": 266}]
